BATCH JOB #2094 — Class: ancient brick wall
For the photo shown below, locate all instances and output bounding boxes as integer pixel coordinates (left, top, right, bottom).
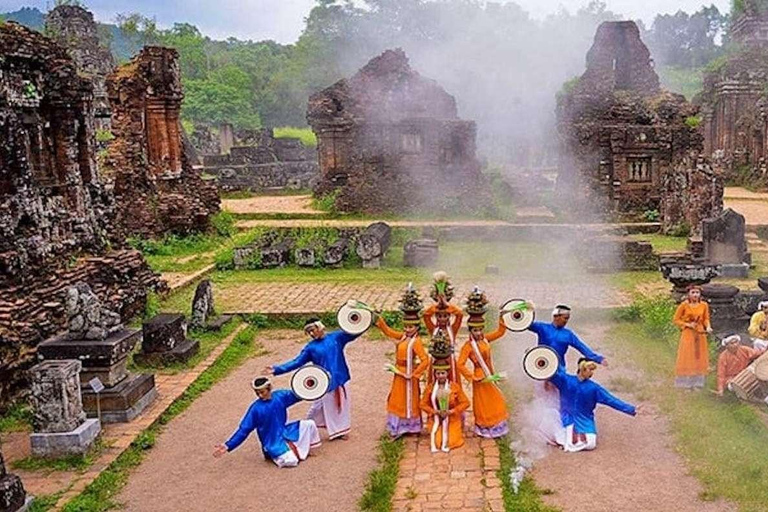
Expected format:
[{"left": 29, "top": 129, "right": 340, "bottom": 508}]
[
  {"left": 200, "top": 129, "right": 319, "bottom": 191},
  {"left": 104, "top": 46, "right": 220, "bottom": 237},
  {"left": 0, "top": 23, "right": 163, "bottom": 406},
  {"left": 557, "top": 21, "right": 721, "bottom": 229},
  {"left": 307, "top": 49, "right": 488, "bottom": 214}
]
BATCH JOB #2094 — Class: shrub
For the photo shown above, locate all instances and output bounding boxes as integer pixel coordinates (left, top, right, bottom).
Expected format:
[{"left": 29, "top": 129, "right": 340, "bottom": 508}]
[
  {"left": 273, "top": 126, "right": 317, "bottom": 147},
  {"left": 685, "top": 115, "right": 702, "bottom": 129},
  {"left": 210, "top": 211, "right": 236, "bottom": 238},
  {"left": 642, "top": 209, "right": 660, "bottom": 222},
  {"left": 312, "top": 190, "right": 339, "bottom": 214}
]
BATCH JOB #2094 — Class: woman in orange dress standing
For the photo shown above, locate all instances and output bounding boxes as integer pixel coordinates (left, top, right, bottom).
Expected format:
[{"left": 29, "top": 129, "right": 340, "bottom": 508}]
[
  {"left": 457, "top": 288, "right": 510, "bottom": 438},
  {"left": 673, "top": 285, "right": 713, "bottom": 389},
  {"left": 421, "top": 331, "right": 470, "bottom": 453},
  {"left": 376, "top": 285, "right": 430, "bottom": 438}
]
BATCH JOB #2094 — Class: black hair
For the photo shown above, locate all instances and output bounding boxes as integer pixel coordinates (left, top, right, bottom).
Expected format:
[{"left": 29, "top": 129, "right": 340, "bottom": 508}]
[
  {"left": 253, "top": 376, "right": 270, "bottom": 389},
  {"left": 304, "top": 317, "right": 321, "bottom": 327}
]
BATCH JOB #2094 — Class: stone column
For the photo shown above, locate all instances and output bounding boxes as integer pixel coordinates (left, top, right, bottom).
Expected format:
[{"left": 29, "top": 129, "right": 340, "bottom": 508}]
[
  {"left": 0, "top": 449, "right": 31, "bottom": 512},
  {"left": 29, "top": 360, "right": 100, "bottom": 458}
]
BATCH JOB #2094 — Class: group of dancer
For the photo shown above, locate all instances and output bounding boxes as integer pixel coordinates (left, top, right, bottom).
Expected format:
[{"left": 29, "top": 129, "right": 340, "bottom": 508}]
[
  {"left": 214, "top": 272, "right": 640, "bottom": 468},
  {"left": 675, "top": 285, "right": 767, "bottom": 395}
]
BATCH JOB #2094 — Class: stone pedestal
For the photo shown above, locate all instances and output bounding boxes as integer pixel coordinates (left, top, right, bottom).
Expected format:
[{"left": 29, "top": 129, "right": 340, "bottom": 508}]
[
  {"left": 660, "top": 258, "right": 721, "bottom": 299},
  {"left": 134, "top": 314, "right": 199, "bottom": 366},
  {"left": 403, "top": 239, "right": 439, "bottom": 268},
  {"left": 38, "top": 329, "right": 156, "bottom": 424},
  {"left": 703, "top": 284, "right": 749, "bottom": 337},
  {"left": 28, "top": 360, "right": 100, "bottom": 457},
  {"left": 702, "top": 208, "right": 750, "bottom": 273}
]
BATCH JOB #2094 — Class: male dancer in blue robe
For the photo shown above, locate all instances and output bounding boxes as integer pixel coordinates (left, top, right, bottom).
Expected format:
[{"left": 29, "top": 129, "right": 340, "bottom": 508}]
[
  {"left": 526, "top": 303, "right": 608, "bottom": 368},
  {"left": 213, "top": 376, "right": 321, "bottom": 467},
  {"left": 265, "top": 317, "right": 362, "bottom": 440},
  {"left": 549, "top": 358, "right": 638, "bottom": 452}
]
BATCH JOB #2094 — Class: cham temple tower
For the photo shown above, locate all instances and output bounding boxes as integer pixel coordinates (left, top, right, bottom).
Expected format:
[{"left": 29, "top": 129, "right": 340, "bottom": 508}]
[
  {"left": 698, "top": 0, "right": 768, "bottom": 187},
  {"left": 307, "top": 48, "right": 488, "bottom": 214},
  {"left": 557, "top": 21, "right": 722, "bottom": 234}
]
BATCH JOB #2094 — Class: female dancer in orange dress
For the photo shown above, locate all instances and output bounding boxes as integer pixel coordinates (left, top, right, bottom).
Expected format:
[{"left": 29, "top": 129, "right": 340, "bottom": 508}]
[
  {"left": 457, "top": 288, "right": 510, "bottom": 438},
  {"left": 376, "top": 285, "right": 430, "bottom": 438},
  {"left": 423, "top": 272, "right": 463, "bottom": 383},
  {"left": 421, "top": 332, "right": 470, "bottom": 453},
  {"left": 673, "top": 285, "right": 712, "bottom": 389}
]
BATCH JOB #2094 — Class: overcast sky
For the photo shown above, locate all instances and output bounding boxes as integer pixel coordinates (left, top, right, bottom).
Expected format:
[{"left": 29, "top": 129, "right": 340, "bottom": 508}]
[{"left": 1, "top": 0, "right": 733, "bottom": 43}]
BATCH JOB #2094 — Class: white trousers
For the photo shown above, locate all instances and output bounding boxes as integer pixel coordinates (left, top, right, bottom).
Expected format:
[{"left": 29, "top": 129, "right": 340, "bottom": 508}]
[
  {"left": 307, "top": 385, "right": 351, "bottom": 440},
  {"left": 558, "top": 424, "right": 597, "bottom": 453},
  {"left": 272, "top": 420, "right": 321, "bottom": 468}
]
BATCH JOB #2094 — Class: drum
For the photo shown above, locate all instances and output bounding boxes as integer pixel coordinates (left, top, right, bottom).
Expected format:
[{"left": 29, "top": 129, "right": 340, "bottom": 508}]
[
  {"left": 337, "top": 300, "right": 375, "bottom": 335},
  {"left": 291, "top": 365, "right": 331, "bottom": 401},
  {"left": 501, "top": 299, "right": 535, "bottom": 332},
  {"left": 729, "top": 365, "right": 768, "bottom": 403},
  {"left": 522, "top": 346, "right": 559, "bottom": 381},
  {"left": 753, "top": 352, "right": 768, "bottom": 382}
]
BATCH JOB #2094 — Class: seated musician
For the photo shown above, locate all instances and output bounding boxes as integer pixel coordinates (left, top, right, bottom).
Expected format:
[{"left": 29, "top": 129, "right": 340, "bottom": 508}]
[
  {"left": 716, "top": 335, "right": 767, "bottom": 397},
  {"left": 213, "top": 377, "right": 321, "bottom": 468},
  {"left": 748, "top": 302, "right": 768, "bottom": 351}
]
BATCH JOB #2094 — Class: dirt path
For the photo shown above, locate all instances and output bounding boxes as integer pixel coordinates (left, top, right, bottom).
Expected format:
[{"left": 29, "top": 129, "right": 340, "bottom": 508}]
[
  {"left": 496, "top": 324, "right": 735, "bottom": 512},
  {"left": 222, "top": 195, "right": 322, "bottom": 215},
  {"left": 117, "top": 329, "right": 390, "bottom": 512}
]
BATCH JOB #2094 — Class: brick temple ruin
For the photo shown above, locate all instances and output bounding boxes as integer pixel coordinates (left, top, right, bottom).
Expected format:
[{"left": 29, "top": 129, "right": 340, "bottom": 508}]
[
  {"left": 103, "top": 46, "right": 220, "bottom": 237},
  {"left": 699, "top": 1, "right": 768, "bottom": 187},
  {"left": 0, "top": 22, "right": 165, "bottom": 403},
  {"left": 558, "top": 21, "right": 723, "bottom": 233},
  {"left": 198, "top": 126, "right": 319, "bottom": 191},
  {"left": 307, "top": 49, "right": 487, "bottom": 214},
  {"left": 45, "top": 4, "right": 115, "bottom": 131}
]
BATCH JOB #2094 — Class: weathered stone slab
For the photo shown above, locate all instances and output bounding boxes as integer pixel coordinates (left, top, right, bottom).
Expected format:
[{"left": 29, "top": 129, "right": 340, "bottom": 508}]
[
  {"left": 30, "top": 418, "right": 101, "bottom": 458},
  {"left": 191, "top": 280, "right": 215, "bottom": 329},
  {"left": 81, "top": 373, "right": 156, "bottom": 423},
  {"left": 79, "top": 358, "right": 129, "bottom": 388},
  {"left": 142, "top": 314, "right": 187, "bottom": 353},
  {"left": 38, "top": 329, "right": 141, "bottom": 371},
  {"left": 702, "top": 208, "right": 749, "bottom": 265},
  {"left": 133, "top": 338, "right": 199, "bottom": 366},
  {"left": 403, "top": 239, "right": 439, "bottom": 268}
]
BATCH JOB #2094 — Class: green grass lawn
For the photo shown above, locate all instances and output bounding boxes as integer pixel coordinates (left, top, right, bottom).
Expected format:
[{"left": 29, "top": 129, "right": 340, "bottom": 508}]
[
  {"left": 628, "top": 234, "right": 688, "bottom": 253},
  {"left": 607, "top": 312, "right": 768, "bottom": 511}
]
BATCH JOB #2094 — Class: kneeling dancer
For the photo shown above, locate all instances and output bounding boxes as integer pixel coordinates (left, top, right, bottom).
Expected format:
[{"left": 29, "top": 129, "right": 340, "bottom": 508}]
[
  {"left": 214, "top": 376, "right": 321, "bottom": 468},
  {"left": 376, "top": 284, "right": 430, "bottom": 438},
  {"left": 421, "top": 332, "right": 470, "bottom": 453},
  {"left": 267, "top": 317, "right": 363, "bottom": 440},
  {"left": 458, "top": 288, "right": 510, "bottom": 438},
  {"left": 550, "top": 358, "right": 637, "bottom": 452}
]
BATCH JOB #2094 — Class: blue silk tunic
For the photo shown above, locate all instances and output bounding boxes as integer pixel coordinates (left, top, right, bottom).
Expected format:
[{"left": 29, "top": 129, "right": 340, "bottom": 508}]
[
  {"left": 528, "top": 321, "right": 604, "bottom": 367},
  {"left": 550, "top": 368, "right": 636, "bottom": 434},
  {"left": 224, "top": 390, "right": 301, "bottom": 460},
  {"left": 273, "top": 330, "right": 361, "bottom": 391}
]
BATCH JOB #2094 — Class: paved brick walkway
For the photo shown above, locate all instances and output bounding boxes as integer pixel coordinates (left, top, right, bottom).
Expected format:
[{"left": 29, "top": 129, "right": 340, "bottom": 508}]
[
  {"left": 213, "top": 280, "right": 626, "bottom": 314},
  {"left": 393, "top": 423, "right": 503, "bottom": 512},
  {"left": 4, "top": 324, "right": 247, "bottom": 511}
]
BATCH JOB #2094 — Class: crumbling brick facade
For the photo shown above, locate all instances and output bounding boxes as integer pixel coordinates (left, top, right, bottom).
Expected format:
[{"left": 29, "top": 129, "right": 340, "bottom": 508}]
[
  {"left": 0, "top": 22, "right": 163, "bottom": 404},
  {"left": 45, "top": 5, "right": 115, "bottom": 129},
  {"left": 558, "top": 21, "right": 722, "bottom": 233},
  {"left": 104, "top": 46, "right": 220, "bottom": 237},
  {"left": 699, "top": 3, "right": 768, "bottom": 186},
  {"left": 307, "top": 49, "right": 487, "bottom": 214},
  {"left": 200, "top": 128, "right": 319, "bottom": 191}
]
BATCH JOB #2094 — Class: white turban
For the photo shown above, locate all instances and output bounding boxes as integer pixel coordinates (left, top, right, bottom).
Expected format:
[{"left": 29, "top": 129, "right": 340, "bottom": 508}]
[
  {"left": 551, "top": 304, "right": 572, "bottom": 317},
  {"left": 760, "top": 301, "right": 768, "bottom": 310},
  {"left": 722, "top": 334, "right": 741, "bottom": 347}
]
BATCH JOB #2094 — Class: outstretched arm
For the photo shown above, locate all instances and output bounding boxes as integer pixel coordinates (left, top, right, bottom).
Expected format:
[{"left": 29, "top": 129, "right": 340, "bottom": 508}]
[
  {"left": 596, "top": 387, "right": 636, "bottom": 416},
  {"left": 337, "top": 329, "right": 364, "bottom": 347},
  {"left": 376, "top": 316, "right": 404, "bottom": 342},
  {"left": 273, "top": 346, "right": 312, "bottom": 375},
  {"left": 224, "top": 406, "right": 258, "bottom": 452},
  {"left": 569, "top": 332, "right": 604, "bottom": 364}
]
